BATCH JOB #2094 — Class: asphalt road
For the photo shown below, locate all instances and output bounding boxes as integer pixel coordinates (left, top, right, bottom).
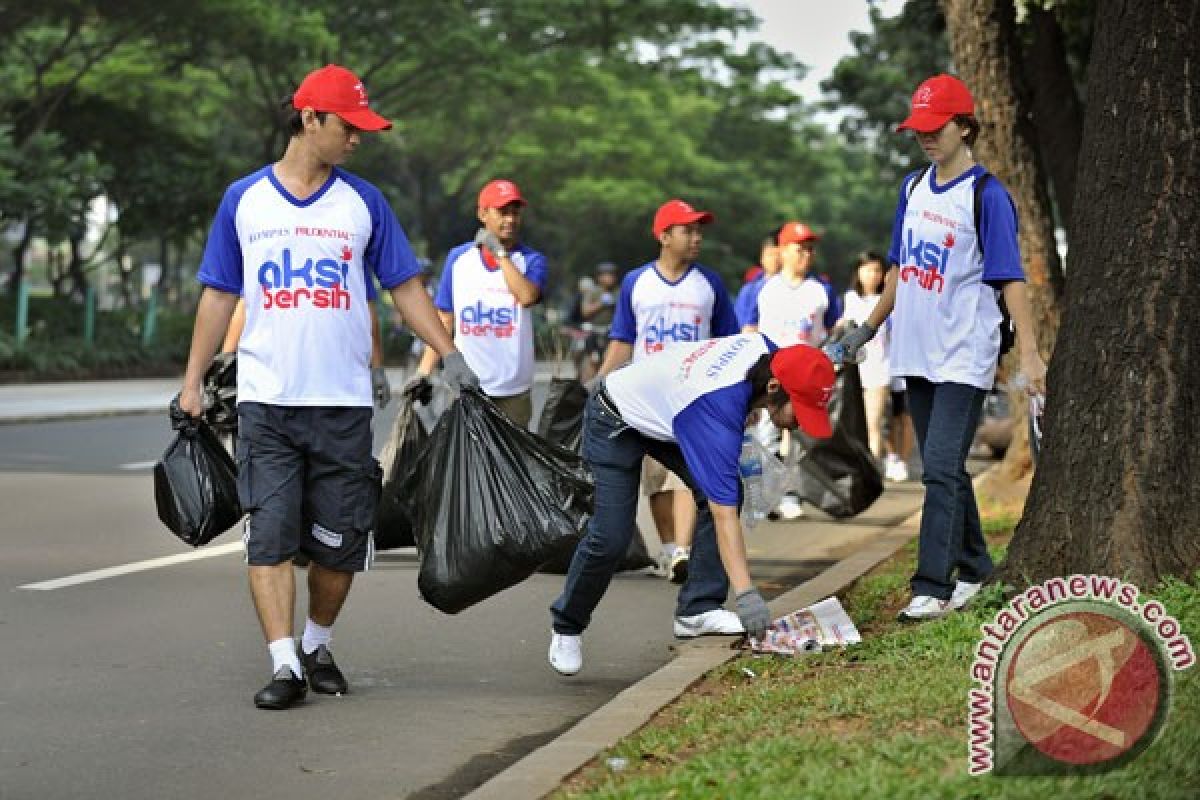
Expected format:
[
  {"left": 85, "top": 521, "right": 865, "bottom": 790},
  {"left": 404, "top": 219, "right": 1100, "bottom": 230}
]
[{"left": 0, "top": 402, "right": 862, "bottom": 799}]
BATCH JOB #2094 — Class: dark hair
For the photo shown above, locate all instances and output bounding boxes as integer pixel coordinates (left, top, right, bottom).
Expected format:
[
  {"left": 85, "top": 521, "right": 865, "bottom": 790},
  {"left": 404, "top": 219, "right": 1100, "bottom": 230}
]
[
  {"left": 954, "top": 113, "right": 981, "bottom": 147},
  {"left": 762, "top": 231, "right": 778, "bottom": 247},
  {"left": 850, "top": 250, "right": 886, "bottom": 296},
  {"left": 281, "top": 96, "right": 328, "bottom": 137},
  {"left": 745, "top": 352, "right": 788, "bottom": 407}
]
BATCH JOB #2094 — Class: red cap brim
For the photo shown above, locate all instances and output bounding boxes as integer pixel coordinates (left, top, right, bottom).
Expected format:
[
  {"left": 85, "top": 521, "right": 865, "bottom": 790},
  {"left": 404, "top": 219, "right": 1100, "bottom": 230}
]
[
  {"left": 790, "top": 396, "right": 833, "bottom": 439},
  {"left": 654, "top": 210, "right": 714, "bottom": 237},
  {"left": 896, "top": 110, "right": 953, "bottom": 133},
  {"left": 335, "top": 108, "right": 392, "bottom": 132}
]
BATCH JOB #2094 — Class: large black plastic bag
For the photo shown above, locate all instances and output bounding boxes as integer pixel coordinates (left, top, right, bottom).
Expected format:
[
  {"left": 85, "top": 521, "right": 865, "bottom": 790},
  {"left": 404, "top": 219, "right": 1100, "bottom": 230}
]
[
  {"left": 398, "top": 389, "right": 594, "bottom": 614},
  {"left": 154, "top": 400, "right": 242, "bottom": 546},
  {"left": 536, "top": 377, "right": 589, "bottom": 451},
  {"left": 375, "top": 385, "right": 430, "bottom": 550},
  {"left": 792, "top": 363, "right": 883, "bottom": 518},
  {"left": 534, "top": 379, "right": 654, "bottom": 574}
]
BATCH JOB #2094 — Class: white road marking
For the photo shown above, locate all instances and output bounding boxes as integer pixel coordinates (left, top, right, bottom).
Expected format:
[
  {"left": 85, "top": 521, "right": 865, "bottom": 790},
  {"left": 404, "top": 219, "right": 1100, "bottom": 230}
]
[
  {"left": 18, "top": 541, "right": 243, "bottom": 590},
  {"left": 119, "top": 460, "right": 158, "bottom": 471}
]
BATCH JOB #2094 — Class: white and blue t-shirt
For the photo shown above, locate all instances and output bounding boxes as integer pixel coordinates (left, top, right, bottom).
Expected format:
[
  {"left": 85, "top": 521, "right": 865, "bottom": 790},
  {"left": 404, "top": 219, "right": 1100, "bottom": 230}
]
[
  {"left": 887, "top": 165, "right": 1024, "bottom": 389},
  {"left": 197, "top": 165, "right": 421, "bottom": 407},
  {"left": 747, "top": 273, "right": 836, "bottom": 346},
  {"left": 606, "top": 333, "right": 776, "bottom": 506},
  {"left": 609, "top": 262, "right": 740, "bottom": 362},
  {"left": 434, "top": 242, "right": 548, "bottom": 397}
]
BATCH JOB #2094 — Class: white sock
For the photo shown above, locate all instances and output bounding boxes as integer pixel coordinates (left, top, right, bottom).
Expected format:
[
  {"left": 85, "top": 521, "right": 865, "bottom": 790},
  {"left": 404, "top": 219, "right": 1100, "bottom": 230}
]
[
  {"left": 268, "top": 637, "right": 303, "bottom": 678},
  {"left": 661, "top": 543, "right": 677, "bottom": 561},
  {"left": 301, "top": 618, "right": 333, "bottom": 656}
]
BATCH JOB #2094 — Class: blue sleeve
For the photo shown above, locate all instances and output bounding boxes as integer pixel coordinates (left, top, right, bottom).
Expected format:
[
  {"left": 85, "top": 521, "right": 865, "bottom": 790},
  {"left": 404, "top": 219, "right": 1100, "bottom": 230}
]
[
  {"left": 672, "top": 384, "right": 751, "bottom": 506},
  {"left": 196, "top": 184, "right": 246, "bottom": 293},
  {"left": 365, "top": 273, "right": 378, "bottom": 301},
  {"left": 523, "top": 249, "right": 549, "bottom": 297},
  {"left": 433, "top": 245, "right": 469, "bottom": 312},
  {"left": 733, "top": 283, "right": 756, "bottom": 327},
  {"left": 978, "top": 179, "right": 1025, "bottom": 283},
  {"left": 744, "top": 279, "right": 762, "bottom": 326},
  {"left": 822, "top": 279, "right": 841, "bottom": 330},
  {"left": 887, "top": 170, "right": 921, "bottom": 267},
  {"left": 701, "top": 267, "right": 740, "bottom": 336},
  {"left": 343, "top": 173, "right": 421, "bottom": 290},
  {"left": 608, "top": 269, "right": 639, "bottom": 343}
]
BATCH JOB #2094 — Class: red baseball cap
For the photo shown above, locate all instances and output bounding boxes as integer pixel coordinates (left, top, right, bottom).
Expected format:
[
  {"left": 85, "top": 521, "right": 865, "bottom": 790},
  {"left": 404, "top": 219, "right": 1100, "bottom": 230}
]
[
  {"left": 770, "top": 345, "right": 836, "bottom": 438},
  {"left": 292, "top": 64, "right": 391, "bottom": 132},
  {"left": 652, "top": 199, "right": 714, "bottom": 237},
  {"left": 897, "top": 74, "right": 975, "bottom": 133},
  {"left": 478, "top": 179, "right": 526, "bottom": 209},
  {"left": 778, "top": 221, "right": 820, "bottom": 247}
]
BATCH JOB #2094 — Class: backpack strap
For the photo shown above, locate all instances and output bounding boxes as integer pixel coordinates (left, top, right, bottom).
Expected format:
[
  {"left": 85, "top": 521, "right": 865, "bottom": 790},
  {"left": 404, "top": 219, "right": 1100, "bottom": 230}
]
[{"left": 906, "top": 165, "right": 931, "bottom": 202}]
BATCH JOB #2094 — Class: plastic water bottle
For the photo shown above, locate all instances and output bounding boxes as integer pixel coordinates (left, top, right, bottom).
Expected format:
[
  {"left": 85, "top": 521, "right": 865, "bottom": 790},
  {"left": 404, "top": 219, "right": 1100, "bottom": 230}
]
[{"left": 740, "top": 433, "right": 766, "bottom": 528}]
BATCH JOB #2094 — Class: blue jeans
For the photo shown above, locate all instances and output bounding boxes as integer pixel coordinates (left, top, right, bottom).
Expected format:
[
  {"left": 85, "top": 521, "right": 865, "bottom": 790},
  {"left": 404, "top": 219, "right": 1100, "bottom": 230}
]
[
  {"left": 906, "top": 377, "right": 993, "bottom": 600},
  {"left": 550, "top": 393, "right": 731, "bottom": 635}
]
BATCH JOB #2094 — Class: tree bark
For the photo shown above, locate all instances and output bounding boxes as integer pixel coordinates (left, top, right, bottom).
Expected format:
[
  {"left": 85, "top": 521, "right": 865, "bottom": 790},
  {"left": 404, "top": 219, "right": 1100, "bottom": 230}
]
[
  {"left": 941, "top": 0, "right": 1064, "bottom": 486},
  {"left": 1002, "top": 0, "right": 1200, "bottom": 586},
  {"left": 1020, "top": 6, "right": 1084, "bottom": 243}
]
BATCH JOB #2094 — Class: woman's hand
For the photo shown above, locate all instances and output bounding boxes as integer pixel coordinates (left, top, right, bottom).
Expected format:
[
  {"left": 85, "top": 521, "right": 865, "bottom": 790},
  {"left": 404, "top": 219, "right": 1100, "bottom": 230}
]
[{"left": 1017, "top": 348, "right": 1047, "bottom": 395}]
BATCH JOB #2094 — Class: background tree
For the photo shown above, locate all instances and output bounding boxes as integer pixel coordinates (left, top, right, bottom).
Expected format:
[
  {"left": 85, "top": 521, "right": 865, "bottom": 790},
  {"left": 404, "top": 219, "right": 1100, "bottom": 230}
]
[{"left": 1002, "top": 0, "right": 1199, "bottom": 586}]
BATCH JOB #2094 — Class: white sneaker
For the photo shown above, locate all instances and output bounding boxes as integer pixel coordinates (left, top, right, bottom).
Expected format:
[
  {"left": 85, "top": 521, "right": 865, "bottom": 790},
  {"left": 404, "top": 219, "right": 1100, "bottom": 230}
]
[
  {"left": 668, "top": 547, "right": 690, "bottom": 584},
  {"left": 775, "top": 495, "right": 805, "bottom": 520},
  {"left": 897, "top": 595, "right": 951, "bottom": 621},
  {"left": 548, "top": 633, "right": 583, "bottom": 675},
  {"left": 950, "top": 581, "right": 983, "bottom": 611},
  {"left": 673, "top": 609, "right": 745, "bottom": 638}
]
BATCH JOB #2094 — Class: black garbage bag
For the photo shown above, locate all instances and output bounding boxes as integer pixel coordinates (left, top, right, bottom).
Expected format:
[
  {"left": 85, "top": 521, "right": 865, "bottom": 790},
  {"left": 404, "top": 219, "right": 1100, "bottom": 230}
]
[
  {"left": 534, "top": 379, "right": 654, "bottom": 574},
  {"left": 398, "top": 389, "right": 593, "bottom": 614},
  {"left": 202, "top": 352, "right": 238, "bottom": 436},
  {"left": 536, "top": 377, "right": 589, "bottom": 452},
  {"left": 792, "top": 363, "right": 883, "bottom": 518},
  {"left": 375, "top": 385, "right": 430, "bottom": 550},
  {"left": 154, "top": 398, "right": 242, "bottom": 546}
]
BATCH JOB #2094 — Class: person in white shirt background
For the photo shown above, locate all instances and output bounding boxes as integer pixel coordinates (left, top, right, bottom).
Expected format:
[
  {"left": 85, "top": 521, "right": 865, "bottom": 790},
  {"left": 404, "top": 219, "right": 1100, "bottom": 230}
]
[
  {"left": 838, "top": 250, "right": 900, "bottom": 476},
  {"left": 594, "top": 199, "right": 741, "bottom": 583},
  {"left": 743, "top": 220, "right": 841, "bottom": 519},
  {"left": 415, "top": 179, "right": 548, "bottom": 428},
  {"left": 837, "top": 74, "right": 1047, "bottom": 623}
]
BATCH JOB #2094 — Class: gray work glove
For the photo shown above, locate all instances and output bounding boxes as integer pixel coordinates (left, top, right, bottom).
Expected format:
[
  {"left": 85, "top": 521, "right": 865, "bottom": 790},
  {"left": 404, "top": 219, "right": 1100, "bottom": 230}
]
[
  {"left": 441, "top": 350, "right": 480, "bottom": 391},
  {"left": 474, "top": 227, "right": 508, "bottom": 260},
  {"left": 371, "top": 366, "right": 391, "bottom": 409},
  {"left": 735, "top": 587, "right": 772, "bottom": 640},
  {"left": 584, "top": 374, "right": 604, "bottom": 398},
  {"left": 823, "top": 321, "right": 876, "bottom": 367}
]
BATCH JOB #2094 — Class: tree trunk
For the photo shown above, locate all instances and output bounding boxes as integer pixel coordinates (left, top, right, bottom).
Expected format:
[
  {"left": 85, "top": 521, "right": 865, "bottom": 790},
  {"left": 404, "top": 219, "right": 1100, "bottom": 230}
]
[
  {"left": 1021, "top": 6, "right": 1084, "bottom": 245},
  {"left": 941, "top": 0, "right": 1064, "bottom": 487},
  {"left": 1002, "top": 0, "right": 1200, "bottom": 587},
  {"left": 8, "top": 222, "right": 32, "bottom": 294}
]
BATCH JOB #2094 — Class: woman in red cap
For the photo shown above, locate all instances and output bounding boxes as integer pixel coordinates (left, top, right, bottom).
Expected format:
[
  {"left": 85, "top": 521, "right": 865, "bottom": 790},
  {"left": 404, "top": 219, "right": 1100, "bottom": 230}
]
[{"left": 834, "top": 74, "right": 1047, "bottom": 621}]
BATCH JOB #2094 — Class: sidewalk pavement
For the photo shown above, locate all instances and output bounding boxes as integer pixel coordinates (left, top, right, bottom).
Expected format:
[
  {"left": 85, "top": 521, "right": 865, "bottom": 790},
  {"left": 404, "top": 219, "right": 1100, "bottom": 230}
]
[{"left": 0, "top": 365, "right": 577, "bottom": 424}]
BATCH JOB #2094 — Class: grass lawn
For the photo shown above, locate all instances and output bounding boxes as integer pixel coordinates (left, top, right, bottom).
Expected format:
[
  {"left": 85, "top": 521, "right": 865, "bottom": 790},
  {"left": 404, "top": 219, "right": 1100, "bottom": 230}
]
[{"left": 553, "top": 501, "right": 1200, "bottom": 800}]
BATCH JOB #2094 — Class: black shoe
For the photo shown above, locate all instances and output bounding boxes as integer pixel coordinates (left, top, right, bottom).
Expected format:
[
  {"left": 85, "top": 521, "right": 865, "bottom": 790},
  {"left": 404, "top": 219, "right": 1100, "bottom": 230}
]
[
  {"left": 253, "top": 666, "right": 307, "bottom": 710},
  {"left": 299, "top": 644, "right": 348, "bottom": 695}
]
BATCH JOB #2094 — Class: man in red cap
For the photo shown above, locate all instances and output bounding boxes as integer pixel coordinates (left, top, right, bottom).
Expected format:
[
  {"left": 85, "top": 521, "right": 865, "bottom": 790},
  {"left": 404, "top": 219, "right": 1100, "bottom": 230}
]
[
  {"left": 742, "top": 220, "right": 841, "bottom": 519},
  {"left": 177, "top": 64, "right": 479, "bottom": 710},
  {"left": 414, "top": 178, "right": 548, "bottom": 427},
  {"left": 592, "top": 199, "right": 740, "bottom": 585},
  {"left": 549, "top": 333, "right": 836, "bottom": 675}
]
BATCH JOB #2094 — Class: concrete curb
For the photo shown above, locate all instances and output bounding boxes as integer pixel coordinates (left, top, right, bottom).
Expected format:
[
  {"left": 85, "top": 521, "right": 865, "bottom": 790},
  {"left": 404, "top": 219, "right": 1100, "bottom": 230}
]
[
  {"left": 464, "top": 513, "right": 924, "bottom": 800},
  {"left": 465, "top": 467, "right": 997, "bottom": 800}
]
